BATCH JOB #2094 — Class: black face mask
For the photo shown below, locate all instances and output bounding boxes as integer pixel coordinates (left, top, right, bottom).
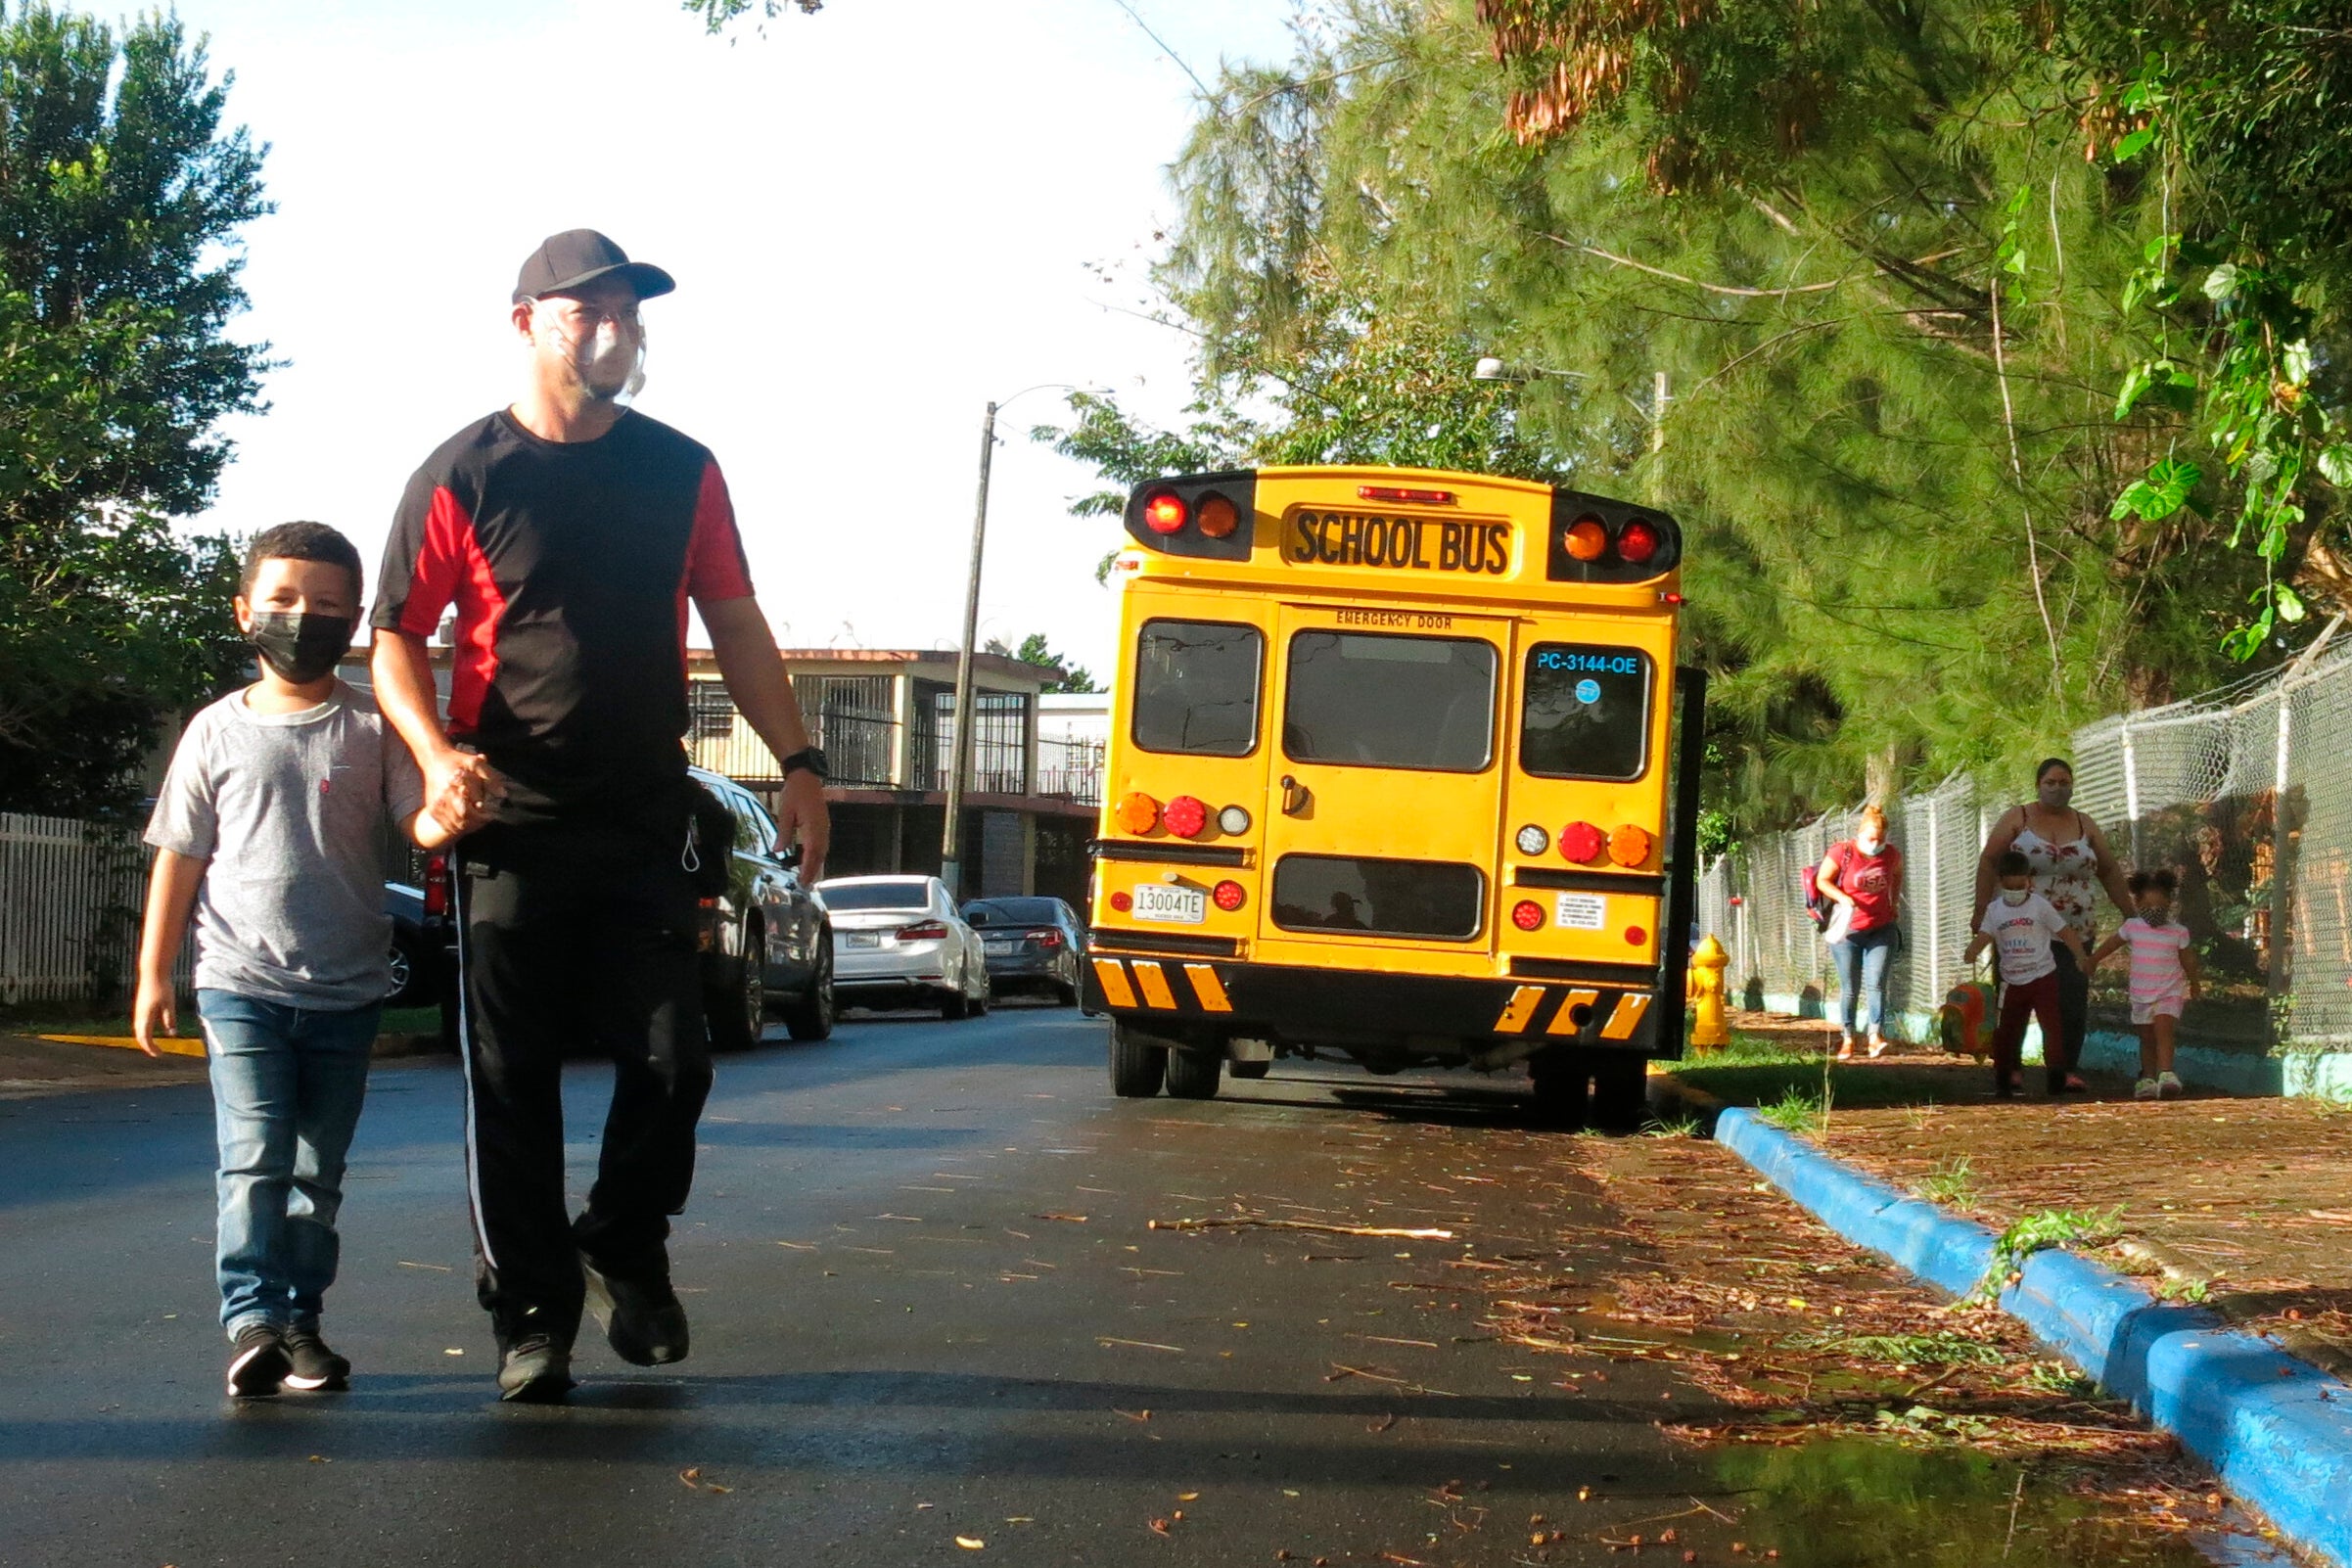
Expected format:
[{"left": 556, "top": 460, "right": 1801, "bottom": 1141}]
[{"left": 247, "top": 612, "right": 352, "bottom": 685}]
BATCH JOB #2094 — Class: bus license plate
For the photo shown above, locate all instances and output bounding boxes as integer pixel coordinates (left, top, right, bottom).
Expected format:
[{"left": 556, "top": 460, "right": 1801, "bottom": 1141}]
[
  {"left": 1131, "top": 884, "right": 1208, "bottom": 924},
  {"left": 1554, "top": 892, "right": 1607, "bottom": 930}
]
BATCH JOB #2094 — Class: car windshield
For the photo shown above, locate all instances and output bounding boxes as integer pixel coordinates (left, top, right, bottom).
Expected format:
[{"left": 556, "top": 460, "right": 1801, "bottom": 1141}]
[
  {"left": 964, "top": 899, "right": 1065, "bottom": 927},
  {"left": 816, "top": 881, "right": 932, "bottom": 911}
]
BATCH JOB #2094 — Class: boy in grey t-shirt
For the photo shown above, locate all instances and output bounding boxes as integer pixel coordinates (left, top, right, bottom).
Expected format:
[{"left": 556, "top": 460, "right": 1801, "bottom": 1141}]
[{"left": 135, "top": 523, "right": 455, "bottom": 1398}]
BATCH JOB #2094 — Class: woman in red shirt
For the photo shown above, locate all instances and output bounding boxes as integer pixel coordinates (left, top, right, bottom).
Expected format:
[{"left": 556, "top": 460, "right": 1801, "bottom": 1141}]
[{"left": 1817, "top": 805, "right": 1905, "bottom": 1059}]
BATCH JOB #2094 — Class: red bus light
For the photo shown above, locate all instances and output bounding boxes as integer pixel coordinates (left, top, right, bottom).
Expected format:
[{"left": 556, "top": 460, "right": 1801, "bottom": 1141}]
[
  {"left": 1110, "top": 891, "right": 1133, "bottom": 913},
  {"left": 1562, "top": 517, "right": 1608, "bottom": 562},
  {"left": 1142, "top": 491, "right": 1187, "bottom": 534},
  {"left": 1511, "top": 899, "right": 1545, "bottom": 932},
  {"left": 1213, "top": 880, "right": 1247, "bottom": 912},
  {"left": 1163, "top": 795, "right": 1209, "bottom": 838},
  {"left": 1618, "top": 519, "right": 1662, "bottom": 564},
  {"left": 1358, "top": 484, "right": 1454, "bottom": 505},
  {"left": 1558, "top": 821, "right": 1607, "bottom": 863},
  {"left": 1625, "top": 925, "right": 1649, "bottom": 945},
  {"left": 1197, "top": 493, "right": 1241, "bottom": 538}
]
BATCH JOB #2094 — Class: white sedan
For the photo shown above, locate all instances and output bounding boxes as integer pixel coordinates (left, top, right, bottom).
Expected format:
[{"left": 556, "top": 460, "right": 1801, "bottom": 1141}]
[{"left": 814, "top": 875, "right": 992, "bottom": 1020}]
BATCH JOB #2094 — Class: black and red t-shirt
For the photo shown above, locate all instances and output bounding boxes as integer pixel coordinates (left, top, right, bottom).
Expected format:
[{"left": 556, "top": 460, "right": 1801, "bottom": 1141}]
[{"left": 372, "top": 408, "right": 755, "bottom": 823}]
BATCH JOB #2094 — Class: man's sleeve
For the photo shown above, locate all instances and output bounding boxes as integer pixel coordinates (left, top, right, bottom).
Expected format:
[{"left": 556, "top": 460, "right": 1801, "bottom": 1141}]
[
  {"left": 380, "top": 719, "right": 427, "bottom": 825},
  {"left": 143, "top": 718, "right": 219, "bottom": 861},
  {"left": 685, "top": 460, "right": 756, "bottom": 602},
  {"left": 373, "top": 467, "right": 469, "bottom": 635}
]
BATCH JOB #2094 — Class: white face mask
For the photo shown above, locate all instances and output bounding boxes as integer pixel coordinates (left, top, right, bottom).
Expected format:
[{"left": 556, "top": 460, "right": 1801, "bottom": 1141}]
[
  {"left": 2000, "top": 888, "right": 2031, "bottom": 906},
  {"left": 537, "top": 304, "right": 647, "bottom": 403},
  {"left": 1857, "top": 837, "right": 1884, "bottom": 855}
]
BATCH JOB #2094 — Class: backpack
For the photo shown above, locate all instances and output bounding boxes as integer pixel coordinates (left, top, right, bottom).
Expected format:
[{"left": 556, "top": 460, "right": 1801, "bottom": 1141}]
[{"left": 1801, "top": 857, "right": 1832, "bottom": 932}]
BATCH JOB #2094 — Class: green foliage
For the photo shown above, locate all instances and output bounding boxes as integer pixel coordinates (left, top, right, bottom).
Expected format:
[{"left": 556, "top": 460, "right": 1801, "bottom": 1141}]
[
  {"left": 1796, "top": 1329, "right": 2005, "bottom": 1367},
  {"left": 1757, "top": 1084, "right": 1826, "bottom": 1135},
  {"left": 1968, "top": 1205, "right": 2126, "bottom": 1305},
  {"left": 2151, "top": 1274, "right": 2212, "bottom": 1305},
  {"left": 995, "top": 632, "right": 1100, "bottom": 695},
  {"left": 1, "top": 3, "right": 269, "bottom": 810},
  {"left": 1913, "top": 1156, "right": 1981, "bottom": 1210},
  {"left": 681, "top": 0, "right": 821, "bottom": 34}
]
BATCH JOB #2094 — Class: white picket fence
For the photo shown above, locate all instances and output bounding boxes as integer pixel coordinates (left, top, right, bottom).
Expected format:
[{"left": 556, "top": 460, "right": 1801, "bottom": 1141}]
[{"left": 0, "top": 811, "right": 187, "bottom": 1007}]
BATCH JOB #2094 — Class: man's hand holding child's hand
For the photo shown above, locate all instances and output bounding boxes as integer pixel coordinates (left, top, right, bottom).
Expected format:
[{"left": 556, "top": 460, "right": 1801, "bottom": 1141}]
[{"left": 425, "top": 750, "right": 508, "bottom": 838}]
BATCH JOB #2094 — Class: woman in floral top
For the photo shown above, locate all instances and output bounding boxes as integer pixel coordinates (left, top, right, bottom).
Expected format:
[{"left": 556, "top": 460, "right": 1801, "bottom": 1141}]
[{"left": 1973, "top": 758, "right": 2134, "bottom": 1093}]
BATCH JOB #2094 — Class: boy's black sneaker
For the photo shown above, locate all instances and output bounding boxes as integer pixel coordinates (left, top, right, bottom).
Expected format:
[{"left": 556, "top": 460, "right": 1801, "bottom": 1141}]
[
  {"left": 582, "top": 1256, "right": 690, "bottom": 1367},
  {"left": 225, "top": 1324, "right": 290, "bottom": 1399},
  {"left": 497, "top": 1335, "right": 576, "bottom": 1403},
  {"left": 283, "top": 1329, "right": 350, "bottom": 1392}
]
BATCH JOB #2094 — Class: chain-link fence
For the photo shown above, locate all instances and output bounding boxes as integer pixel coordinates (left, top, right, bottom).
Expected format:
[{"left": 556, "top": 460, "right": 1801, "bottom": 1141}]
[{"left": 1699, "top": 636, "right": 2352, "bottom": 1060}]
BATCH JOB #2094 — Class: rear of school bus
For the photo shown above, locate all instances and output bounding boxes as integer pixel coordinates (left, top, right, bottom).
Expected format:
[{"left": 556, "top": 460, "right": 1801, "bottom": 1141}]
[{"left": 1082, "top": 465, "right": 1707, "bottom": 1127}]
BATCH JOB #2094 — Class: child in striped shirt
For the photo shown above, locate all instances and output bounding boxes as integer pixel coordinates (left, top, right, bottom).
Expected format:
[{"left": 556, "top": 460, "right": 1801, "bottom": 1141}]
[{"left": 2090, "top": 869, "right": 2201, "bottom": 1100}]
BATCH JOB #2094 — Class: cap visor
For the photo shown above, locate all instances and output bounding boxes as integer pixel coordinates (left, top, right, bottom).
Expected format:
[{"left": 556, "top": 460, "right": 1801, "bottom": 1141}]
[{"left": 527, "top": 259, "right": 676, "bottom": 301}]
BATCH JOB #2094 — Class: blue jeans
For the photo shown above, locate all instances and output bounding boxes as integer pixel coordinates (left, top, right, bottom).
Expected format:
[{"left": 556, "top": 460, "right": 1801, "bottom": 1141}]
[
  {"left": 1830, "top": 925, "right": 1900, "bottom": 1037},
  {"left": 198, "top": 991, "right": 379, "bottom": 1339}
]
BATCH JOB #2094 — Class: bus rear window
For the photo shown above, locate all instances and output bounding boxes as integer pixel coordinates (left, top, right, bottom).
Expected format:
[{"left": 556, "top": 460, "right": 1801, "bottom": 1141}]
[
  {"left": 1521, "top": 643, "right": 1652, "bottom": 781},
  {"left": 1270, "top": 854, "right": 1486, "bottom": 941},
  {"left": 1282, "top": 631, "right": 1495, "bottom": 771},
  {"left": 1132, "top": 620, "right": 1263, "bottom": 756}
]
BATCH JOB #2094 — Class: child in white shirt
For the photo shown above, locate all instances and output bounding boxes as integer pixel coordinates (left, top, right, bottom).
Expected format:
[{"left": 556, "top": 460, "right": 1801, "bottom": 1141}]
[{"left": 1963, "top": 850, "right": 2090, "bottom": 1098}]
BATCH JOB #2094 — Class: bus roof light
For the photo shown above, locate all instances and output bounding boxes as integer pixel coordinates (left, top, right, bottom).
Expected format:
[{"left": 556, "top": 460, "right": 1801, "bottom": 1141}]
[
  {"left": 1617, "top": 519, "right": 1662, "bottom": 564},
  {"left": 1563, "top": 517, "right": 1608, "bottom": 562},
  {"left": 1359, "top": 484, "right": 1455, "bottom": 505},
  {"left": 1196, "top": 493, "right": 1241, "bottom": 538},
  {"left": 1141, "top": 491, "right": 1188, "bottom": 534}
]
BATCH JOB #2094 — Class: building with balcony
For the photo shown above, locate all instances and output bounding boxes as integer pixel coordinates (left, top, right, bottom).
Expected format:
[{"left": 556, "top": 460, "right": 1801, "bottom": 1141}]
[{"left": 684, "top": 648, "right": 1103, "bottom": 904}]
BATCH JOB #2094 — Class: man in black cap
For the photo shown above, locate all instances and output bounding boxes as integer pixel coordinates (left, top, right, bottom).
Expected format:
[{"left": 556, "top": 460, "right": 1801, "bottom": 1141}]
[{"left": 371, "top": 229, "right": 831, "bottom": 1402}]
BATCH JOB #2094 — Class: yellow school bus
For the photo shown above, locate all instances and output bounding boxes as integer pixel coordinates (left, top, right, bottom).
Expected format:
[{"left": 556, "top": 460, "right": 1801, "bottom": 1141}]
[{"left": 1082, "top": 465, "right": 1705, "bottom": 1128}]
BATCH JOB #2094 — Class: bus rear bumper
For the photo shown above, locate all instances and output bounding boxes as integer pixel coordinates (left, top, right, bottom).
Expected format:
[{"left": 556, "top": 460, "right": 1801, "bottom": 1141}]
[{"left": 1083, "top": 950, "right": 1670, "bottom": 1061}]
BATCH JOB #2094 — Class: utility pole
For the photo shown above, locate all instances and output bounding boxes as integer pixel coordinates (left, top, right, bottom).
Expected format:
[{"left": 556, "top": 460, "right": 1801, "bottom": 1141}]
[{"left": 939, "top": 400, "right": 996, "bottom": 899}]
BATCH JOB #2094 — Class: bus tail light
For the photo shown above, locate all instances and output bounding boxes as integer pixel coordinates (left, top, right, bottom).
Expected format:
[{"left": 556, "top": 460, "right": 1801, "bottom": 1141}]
[
  {"left": 1514, "top": 823, "right": 1549, "bottom": 856},
  {"left": 1114, "top": 791, "right": 1161, "bottom": 834},
  {"left": 1626, "top": 925, "right": 1648, "bottom": 945},
  {"left": 1213, "top": 880, "right": 1247, "bottom": 912},
  {"left": 1141, "top": 491, "right": 1187, "bottom": 534},
  {"left": 898, "top": 920, "right": 949, "bottom": 942},
  {"left": 1510, "top": 899, "right": 1545, "bottom": 932},
  {"left": 1163, "top": 794, "right": 1210, "bottom": 838},
  {"left": 1196, "top": 494, "right": 1241, "bottom": 538},
  {"left": 1608, "top": 824, "right": 1654, "bottom": 866},
  {"left": 1110, "top": 891, "right": 1133, "bottom": 912},
  {"left": 1562, "top": 517, "right": 1608, "bottom": 562},
  {"left": 1617, "top": 519, "right": 1662, "bottom": 564},
  {"left": 1558, "top": 821, "right": 1606, "bottom": 863},
  {"left": 1359, "top": 484, "right": 1454, "bottom": 505},
  {"left": 1218, "top": 804, "right": 1252, "bottom": 835}
]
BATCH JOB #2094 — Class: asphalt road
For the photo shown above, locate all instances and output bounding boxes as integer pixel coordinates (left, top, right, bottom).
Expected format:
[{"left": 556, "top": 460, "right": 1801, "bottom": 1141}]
[{"left": 0, "top": 1005, "right": 2233, "bottom": 1568}]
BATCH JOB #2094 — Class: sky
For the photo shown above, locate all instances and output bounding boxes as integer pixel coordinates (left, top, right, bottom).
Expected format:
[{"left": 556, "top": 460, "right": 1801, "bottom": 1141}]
[{"left": 163, "top": 0, "right": 1303, "bottom": 682}]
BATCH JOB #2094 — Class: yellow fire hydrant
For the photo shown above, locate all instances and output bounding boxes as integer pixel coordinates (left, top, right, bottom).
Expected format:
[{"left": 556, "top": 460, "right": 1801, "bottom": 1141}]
[{"left": 1687, "top": 933, "right": 1732, "bottom": 1052}]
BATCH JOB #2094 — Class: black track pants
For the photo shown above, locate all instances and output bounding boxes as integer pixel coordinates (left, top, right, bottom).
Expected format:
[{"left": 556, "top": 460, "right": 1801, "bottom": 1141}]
[{"left": 454, "top": 810, "right": 712, "bottom": 1342}]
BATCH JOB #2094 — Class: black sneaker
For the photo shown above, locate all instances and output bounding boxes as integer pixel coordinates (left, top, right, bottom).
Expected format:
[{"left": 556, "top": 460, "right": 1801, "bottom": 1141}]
[
  {"left": 225, "top": 1324, "right": 290, "bottom": 1399},
  {"left": 497, "top": 1335, "right": 576, "bottom": 1404},
  {"left": 283, "top": 1328, "right": 350, "bottom": 1392},
  {"left": 582, "top": 1256, "right": 690, "bottom": 1366}
]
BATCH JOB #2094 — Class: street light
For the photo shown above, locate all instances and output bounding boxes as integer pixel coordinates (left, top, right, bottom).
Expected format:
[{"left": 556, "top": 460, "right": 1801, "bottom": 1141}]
[
  {"left": 940, "top": 381, "right": 1104, "bottom": 899},
  {"left": 1473, "top": 354, "right": 1667, "bottom": 456}
]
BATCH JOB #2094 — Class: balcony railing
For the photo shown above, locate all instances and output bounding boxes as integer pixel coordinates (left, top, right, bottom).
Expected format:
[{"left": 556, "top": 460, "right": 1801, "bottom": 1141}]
[
  {"left": 690, "top": 709, "right": 899, "bottom": 790},
  {"left": 1036, "top": 734, "right": 1105, "bottom": 804}
]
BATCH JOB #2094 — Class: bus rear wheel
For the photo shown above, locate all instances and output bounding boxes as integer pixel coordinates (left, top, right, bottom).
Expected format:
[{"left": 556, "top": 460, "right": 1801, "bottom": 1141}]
[
  {"left": 1165, "top": 1048, "right": 1223, "bottom": 1100},
  {"left": 1109, "top": 1021, "right": 1168, "bottom": 1097}
]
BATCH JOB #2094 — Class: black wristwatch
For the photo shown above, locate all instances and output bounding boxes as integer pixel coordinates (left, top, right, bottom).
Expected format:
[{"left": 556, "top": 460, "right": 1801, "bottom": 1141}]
[{"left": 780, "top": 746, "right": 829, "bottom": 781}]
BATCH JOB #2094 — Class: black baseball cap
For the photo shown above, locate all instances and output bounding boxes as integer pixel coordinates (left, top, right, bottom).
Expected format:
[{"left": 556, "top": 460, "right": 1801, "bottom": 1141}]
[{"left": 512, "top": 229, "right": 676, "bottom": 303}]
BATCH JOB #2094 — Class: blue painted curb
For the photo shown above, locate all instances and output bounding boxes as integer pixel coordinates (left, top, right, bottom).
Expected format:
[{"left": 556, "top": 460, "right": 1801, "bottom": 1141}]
[{"left": 1714, "top": 1106, "right": 2352, "bottom": 1568}]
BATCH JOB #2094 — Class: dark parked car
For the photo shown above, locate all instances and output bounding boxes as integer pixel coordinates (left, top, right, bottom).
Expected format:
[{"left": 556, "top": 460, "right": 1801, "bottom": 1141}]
[
  {"left": 961, "top": 896, "right": 1084, "bottom": 1005},
  {"left": 385, "top": 856, "right": 459, "bottom": 1049},
  {"left": 691, "top": 766, "right": 835, "bottom": 1050}
]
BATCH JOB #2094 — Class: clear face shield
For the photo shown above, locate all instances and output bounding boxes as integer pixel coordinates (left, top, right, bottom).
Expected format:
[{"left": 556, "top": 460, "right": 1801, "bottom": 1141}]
[{"left": 530, "top": 296, "right": 647, "bottom": 403}]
